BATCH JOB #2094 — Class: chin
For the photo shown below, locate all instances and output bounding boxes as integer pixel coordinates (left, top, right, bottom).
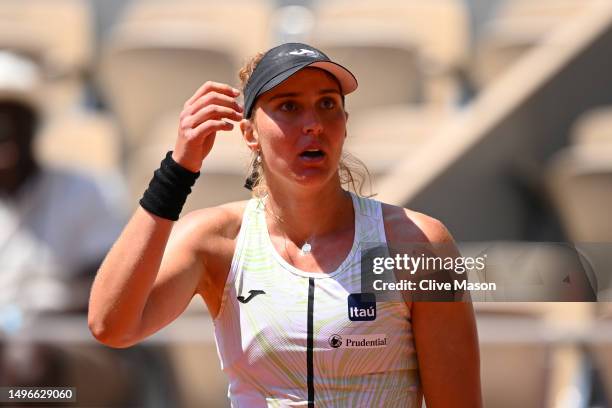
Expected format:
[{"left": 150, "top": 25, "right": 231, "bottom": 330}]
[{"left": 291, "top": 169, "right": 337, "bottom": 189}]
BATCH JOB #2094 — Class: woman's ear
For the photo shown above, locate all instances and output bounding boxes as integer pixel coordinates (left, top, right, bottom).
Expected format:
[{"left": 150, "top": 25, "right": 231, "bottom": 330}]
[
  {"left": 344, "top": 110, "right": 349, "bottom": 139},
  {"left": 240, "top": 118, "right": 259, "bottom": 152}
]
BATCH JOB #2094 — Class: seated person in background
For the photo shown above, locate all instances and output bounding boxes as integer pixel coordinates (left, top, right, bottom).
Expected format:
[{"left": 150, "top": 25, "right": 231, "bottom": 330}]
[
  {"left": 0, "top": 51, "right": 125, "bottom": 318},
  {"left": 0, "top": 51, "right": 128, "bottom": 394}
]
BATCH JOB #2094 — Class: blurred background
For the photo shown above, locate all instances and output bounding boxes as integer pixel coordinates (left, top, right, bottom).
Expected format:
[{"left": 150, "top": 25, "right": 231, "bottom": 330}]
[{"left": 1, "top": 0, "right": 612, "bottom": 406}]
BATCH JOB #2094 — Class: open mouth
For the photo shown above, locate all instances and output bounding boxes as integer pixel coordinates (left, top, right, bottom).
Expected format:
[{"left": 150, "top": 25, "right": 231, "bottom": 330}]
[{"left": 299, "top": 149, "right": 325, "bottom": 159}]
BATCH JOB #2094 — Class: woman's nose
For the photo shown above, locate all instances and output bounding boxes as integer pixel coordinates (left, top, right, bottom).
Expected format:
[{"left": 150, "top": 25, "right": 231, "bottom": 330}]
[{"left": 302, "top": 109, "right": 323, "bottom": 135}]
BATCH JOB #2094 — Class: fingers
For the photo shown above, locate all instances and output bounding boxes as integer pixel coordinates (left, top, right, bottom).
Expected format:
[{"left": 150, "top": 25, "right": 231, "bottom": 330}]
[
  {"left": 187, "top": 91, "right": 243, "bottom": 116},
  {"left": 186, "top": 81, "right": 240, "bottom": 107},
  {"left": 173, "top": 82, "right": 242, "bottom": 170},
  {"left": 179, "top": 98, "right": 242, "bottom": 137},
  {"left": 187, "top": 105, "right": 243, "bottom": 128},
  {"left": 186, "top": 120, "right": 234, "bottom": 140}
]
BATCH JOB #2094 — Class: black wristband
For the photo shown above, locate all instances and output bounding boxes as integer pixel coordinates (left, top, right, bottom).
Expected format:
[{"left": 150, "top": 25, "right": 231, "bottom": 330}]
[{"left": 139, "top": 151, "right": 200, "bottom": 221}]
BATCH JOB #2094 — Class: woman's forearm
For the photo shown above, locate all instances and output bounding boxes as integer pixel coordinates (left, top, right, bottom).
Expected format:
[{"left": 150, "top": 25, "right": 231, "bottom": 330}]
[{"left": 88, "top": 206, "right": 173, "bottom": 347}]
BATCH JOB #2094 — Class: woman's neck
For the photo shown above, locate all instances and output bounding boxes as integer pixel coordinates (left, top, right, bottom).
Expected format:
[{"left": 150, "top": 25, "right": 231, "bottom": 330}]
[{"left": 264, "top": 179, "right": 354, "bottom": 245}]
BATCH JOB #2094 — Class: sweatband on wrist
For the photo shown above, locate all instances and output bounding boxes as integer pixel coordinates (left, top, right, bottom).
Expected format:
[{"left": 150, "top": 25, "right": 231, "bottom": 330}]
[{"left": 139, "top": 151, "right": 200, "bottom": 221}]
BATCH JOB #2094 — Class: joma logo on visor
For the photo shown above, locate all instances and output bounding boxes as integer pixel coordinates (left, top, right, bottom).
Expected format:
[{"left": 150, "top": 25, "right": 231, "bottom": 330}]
[{"left": 288, "top": 49, "right": 319, "bottom": 57}]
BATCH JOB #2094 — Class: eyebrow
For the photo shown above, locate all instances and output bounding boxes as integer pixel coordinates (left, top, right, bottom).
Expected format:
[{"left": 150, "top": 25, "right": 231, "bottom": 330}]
[{"left": 267, "top": 88, "right": 341, "bottom": 102}]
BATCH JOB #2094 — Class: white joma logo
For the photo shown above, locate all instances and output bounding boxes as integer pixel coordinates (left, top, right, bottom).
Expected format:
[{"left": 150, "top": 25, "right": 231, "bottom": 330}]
[{"left": 289, "top": 49, "right": 318, "bottom": 57}]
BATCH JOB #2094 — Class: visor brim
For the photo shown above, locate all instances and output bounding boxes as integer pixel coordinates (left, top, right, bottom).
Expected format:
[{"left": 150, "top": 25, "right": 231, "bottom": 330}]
[{"left": 258, "top": 60, "right": 358, "bottom": 98}]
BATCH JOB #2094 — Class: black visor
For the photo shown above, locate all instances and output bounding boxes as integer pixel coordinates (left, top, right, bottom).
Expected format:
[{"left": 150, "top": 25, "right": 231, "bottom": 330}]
[{"left": 243, "top": 42, "right": 358, "bottom": 118}]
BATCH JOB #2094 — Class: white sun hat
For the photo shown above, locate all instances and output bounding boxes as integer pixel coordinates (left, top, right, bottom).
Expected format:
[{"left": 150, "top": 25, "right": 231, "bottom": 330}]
[{"left": 0, "top": 51, "right": 42, "bottom": 112}]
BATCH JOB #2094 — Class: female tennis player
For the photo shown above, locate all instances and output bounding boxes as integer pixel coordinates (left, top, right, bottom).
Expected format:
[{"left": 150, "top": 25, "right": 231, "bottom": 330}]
[{"left": 89, "top": 42, "right": 482, "bottom": 407}]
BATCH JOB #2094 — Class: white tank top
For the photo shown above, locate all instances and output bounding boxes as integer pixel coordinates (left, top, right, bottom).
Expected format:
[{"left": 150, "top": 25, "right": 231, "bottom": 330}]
[{"left": 212, "top": 192, "right": 422, "bottom": 407}]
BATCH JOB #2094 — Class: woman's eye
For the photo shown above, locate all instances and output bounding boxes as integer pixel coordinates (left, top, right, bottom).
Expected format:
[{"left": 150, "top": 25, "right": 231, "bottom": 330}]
[
  {"left": 280, "top": 101, "right": 297, "bottom": 112},
  {"left": 320, "top": 98, "right": 336, "bottom": 109}
]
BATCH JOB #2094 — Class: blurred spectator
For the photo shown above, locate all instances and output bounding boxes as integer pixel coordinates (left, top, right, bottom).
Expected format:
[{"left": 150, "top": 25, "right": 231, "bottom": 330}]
[
  {"left": 0, "top": 51, "right": 180, "bottom": 407},
  {"left": 0, "top": 51, "right": 127, "bottom": 391},
  {"left": 0, "top": 51, "right": 125, "bottom": 319}
]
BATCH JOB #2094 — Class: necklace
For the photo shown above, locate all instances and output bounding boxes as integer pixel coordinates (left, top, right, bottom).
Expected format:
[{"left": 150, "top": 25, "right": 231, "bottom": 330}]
[{"left": 264, "top": 199, "right": 314, "bottom": 256}]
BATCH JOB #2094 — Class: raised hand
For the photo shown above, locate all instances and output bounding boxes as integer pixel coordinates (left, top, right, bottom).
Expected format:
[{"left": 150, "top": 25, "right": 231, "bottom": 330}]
[{"left": 172, "top": 81, "right": 244, "bottom": 172}]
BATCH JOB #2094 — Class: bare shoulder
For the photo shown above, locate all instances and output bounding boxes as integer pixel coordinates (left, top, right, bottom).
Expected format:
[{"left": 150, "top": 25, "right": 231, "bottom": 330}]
[
  {"left": 173, "top": 200, "right": 248, "bottom": 241},
  {"left": 167, "top": 200, "right": 250, "bottom": 308},
  {"left": 381, "top": 202, "right": 455, "bottom": 245}
]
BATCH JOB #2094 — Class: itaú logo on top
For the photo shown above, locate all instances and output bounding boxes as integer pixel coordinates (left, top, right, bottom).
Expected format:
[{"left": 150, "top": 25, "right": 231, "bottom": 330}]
[
  {"left": 349, "top": 305, "right": 375, "bottom": 319},
  {"left": 347, "top": 293, "right": 376, "bottom": 321}
]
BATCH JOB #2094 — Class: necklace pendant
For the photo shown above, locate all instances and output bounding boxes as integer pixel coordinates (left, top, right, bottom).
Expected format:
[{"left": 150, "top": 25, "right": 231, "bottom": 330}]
[{"left": 301, "top": 242, "right": 312, "bottom": 253}]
